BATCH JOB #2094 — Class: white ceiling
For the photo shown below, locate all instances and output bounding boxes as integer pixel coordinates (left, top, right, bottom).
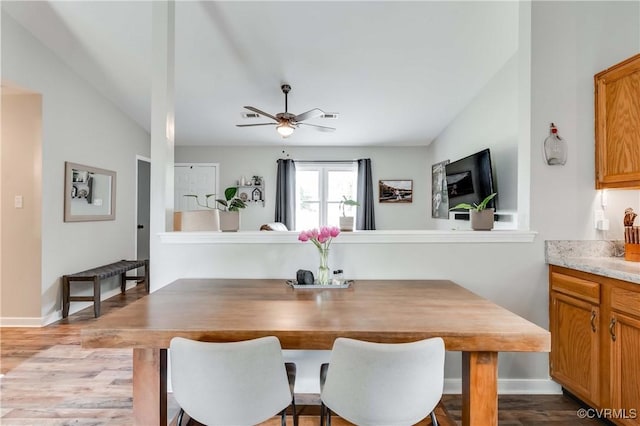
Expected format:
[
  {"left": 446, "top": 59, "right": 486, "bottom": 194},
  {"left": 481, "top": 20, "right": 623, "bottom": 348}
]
[{"left": 3, "top": 1, "right": 519, "bottom": 146}]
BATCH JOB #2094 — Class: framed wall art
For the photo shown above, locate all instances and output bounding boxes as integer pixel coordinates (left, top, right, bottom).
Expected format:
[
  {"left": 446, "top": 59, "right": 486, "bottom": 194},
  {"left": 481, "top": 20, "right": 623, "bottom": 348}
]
[
  {"left": 431, "top": 160, "right": 449, "bottom": 218},
  {"left": 378, "top": 180, "right": 413, "bottom": 203},
  {"left": 64, "top": 162, "right": 116, "bottom": 222}
]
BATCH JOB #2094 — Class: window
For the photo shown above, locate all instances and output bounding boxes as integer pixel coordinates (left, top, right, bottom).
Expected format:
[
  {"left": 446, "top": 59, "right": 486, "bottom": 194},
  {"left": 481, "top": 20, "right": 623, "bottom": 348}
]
[{"left": 295, "top": 162, "right": 358, "bottom": 230}]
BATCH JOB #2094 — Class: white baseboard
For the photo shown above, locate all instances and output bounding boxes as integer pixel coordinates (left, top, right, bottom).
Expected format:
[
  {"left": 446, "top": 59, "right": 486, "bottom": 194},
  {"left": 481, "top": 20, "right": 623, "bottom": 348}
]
[
  {"left": 0, "top": 283, "right": 138, "bottom": 327},
  {"left": 443, "top": 378, "right": 562, "bottom": 395},
  {"left": 0, "top": 316, "right": 44, "bottom": 327}
]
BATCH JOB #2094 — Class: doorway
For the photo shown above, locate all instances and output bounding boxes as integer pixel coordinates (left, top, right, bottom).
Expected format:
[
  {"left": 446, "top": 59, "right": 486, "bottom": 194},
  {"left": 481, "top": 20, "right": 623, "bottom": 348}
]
[
  {"left": 174, "top": 163, "right": 219, "bottom": 211},
  {"left": 136, "top": 156, "right": 151, "bottom": 283}
]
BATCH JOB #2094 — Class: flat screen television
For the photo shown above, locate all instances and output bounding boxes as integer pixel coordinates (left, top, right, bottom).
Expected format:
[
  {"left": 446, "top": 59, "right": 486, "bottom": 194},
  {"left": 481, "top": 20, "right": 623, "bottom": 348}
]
[{"left": 445, "top": 148, "right": 497, "bottom": 211}]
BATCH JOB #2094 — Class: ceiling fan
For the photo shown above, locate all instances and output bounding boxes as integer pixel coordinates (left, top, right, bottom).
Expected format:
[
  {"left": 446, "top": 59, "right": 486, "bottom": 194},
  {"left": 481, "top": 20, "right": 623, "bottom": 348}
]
[{"left": 236, "top": 84, "right": 336, "bottom": 138}]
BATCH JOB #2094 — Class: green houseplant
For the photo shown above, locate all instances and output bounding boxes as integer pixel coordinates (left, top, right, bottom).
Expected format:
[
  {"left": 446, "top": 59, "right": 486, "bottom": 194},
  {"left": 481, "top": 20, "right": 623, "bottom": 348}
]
[
  {"left": 216, "top": 187, "right": 246, "bottom": 232},
  {"left": 450, "top": 193, "right": 497, "bottom": 231},
  {"left": 215, "top": 187, "right": 247, "bottom": 212},
  {"left": 338, "top": 196, "right": 359, "bottom": 231}
]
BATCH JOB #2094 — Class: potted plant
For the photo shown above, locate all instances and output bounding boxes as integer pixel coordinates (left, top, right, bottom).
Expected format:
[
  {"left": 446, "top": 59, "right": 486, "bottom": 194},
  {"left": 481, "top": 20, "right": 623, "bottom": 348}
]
[
  {"left": 338, "top": 196, "right": 360, "bottom": 231},
  {"left": 450, "top": 193, "right": 497, "bottom": 230},
  {"left": 183, "top": 193, "right": 217, "bottom": 209},
  {"left": 216, "top": 187, "right": 247, "bottom": 232}
]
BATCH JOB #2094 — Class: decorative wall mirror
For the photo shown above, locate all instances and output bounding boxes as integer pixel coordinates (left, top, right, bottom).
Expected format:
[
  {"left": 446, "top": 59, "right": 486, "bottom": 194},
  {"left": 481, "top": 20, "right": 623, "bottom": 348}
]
[{"left": 64, "top": 162, "right": 116, "bottom": 222}]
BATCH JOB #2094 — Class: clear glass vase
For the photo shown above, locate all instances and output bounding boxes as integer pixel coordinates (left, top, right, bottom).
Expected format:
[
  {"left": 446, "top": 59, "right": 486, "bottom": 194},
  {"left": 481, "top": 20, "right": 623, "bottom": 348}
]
[
  {"left": 544, "top": 123, "right": 567, "bottom": 165},
  {"left": 317, "top": 248, "right": 330, "bottom": 285}
]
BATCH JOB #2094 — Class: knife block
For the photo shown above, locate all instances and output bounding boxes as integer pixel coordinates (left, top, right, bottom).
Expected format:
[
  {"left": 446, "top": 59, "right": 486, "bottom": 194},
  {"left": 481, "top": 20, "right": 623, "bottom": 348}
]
[{"left": 625, "top": 243, "right": 640, "bottom": 262}]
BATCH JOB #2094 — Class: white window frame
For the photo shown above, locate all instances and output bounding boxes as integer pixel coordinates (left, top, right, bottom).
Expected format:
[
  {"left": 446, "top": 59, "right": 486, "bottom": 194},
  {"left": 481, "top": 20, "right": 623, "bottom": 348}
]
[{"left": 295, "top": 161, "right": 358, "bottom": 229}]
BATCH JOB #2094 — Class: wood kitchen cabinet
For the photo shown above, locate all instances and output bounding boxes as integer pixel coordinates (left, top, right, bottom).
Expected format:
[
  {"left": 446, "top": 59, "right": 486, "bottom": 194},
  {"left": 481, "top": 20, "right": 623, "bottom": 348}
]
[
  {"left": 608, "top": 284, "right": 640, "bottom": 426},
  {"left": 550, "top": 266, "right": 640, "bottom": 426},
  {"left": 549, "top": 269, "right": 600, "bottom": 407},
  {"left": 594, "top": 53, "right": 640, "bottom": 189}
]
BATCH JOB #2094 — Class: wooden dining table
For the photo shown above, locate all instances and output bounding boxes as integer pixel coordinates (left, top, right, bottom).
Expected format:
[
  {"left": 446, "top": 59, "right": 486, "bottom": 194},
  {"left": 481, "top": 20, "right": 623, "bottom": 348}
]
[{"left": 81, "top": 278, "right": 550, "bottom": 426}]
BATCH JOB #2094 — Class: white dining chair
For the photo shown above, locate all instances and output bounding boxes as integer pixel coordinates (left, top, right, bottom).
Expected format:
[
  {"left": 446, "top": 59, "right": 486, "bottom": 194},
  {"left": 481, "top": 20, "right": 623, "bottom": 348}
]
[
  {"left": 320, "top": 337, "right": 445, "bottom": 426},
  {"left": 170, "top": 336, "right": 297, "bottom": 426}
]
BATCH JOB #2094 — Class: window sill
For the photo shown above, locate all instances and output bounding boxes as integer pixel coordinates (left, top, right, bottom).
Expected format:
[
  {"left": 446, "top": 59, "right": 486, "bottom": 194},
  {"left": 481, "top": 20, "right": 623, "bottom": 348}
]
[{"left": 159, "top": 230, "right": 537, "bottom": 244}]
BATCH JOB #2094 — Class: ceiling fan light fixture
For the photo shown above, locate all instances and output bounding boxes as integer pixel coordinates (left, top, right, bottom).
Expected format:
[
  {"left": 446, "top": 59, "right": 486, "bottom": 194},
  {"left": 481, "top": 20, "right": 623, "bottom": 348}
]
[{"left": 276, "top": 121, "right": 295, "bottom": 138}]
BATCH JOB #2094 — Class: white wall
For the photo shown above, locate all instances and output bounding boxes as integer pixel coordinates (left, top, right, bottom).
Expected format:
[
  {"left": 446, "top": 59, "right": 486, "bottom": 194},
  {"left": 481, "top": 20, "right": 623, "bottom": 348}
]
[
  {"left": 530, "top": 1, "right": 640, "bottom": 241},
  {"left": 175, "top": 145, "right": 431, "bottom": 230},
  {"left": 1, "top": 12, "right": 150, "bottom": 324},
  {"left": 426, "top": 54, "right": 519, "bottom": 230}
]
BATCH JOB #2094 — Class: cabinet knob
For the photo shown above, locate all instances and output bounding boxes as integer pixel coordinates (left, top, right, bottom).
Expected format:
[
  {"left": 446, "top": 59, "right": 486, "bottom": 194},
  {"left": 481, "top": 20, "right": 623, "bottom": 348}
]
[{"left": 609, "top": 317, "right": 617, "bottom": 341}]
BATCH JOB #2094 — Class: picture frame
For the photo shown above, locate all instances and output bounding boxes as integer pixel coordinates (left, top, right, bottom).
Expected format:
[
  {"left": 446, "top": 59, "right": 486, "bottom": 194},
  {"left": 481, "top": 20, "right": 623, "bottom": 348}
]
[
  {"left": 64, "top": 162, "right": 116, "bottom": 222},
  {"left": 378, "top": 180, "right": 413, "bottom": 203},
  {"left": 431, "top": 160, "right": 450, "bottom": 218}
]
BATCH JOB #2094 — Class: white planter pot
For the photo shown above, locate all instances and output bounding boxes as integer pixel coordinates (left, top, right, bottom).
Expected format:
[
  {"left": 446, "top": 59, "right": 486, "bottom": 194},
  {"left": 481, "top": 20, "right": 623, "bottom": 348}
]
[
  {"left": 173, "top": 210, "right": 220, "bottom": 232},
  {"left": 219, "top": 210, "right": 240, "bottom": 232},
  {"left": 470, "top": 208, "right": 494, "bottom": 231},
  {"left": 339, "top": 216, "right": 355, "bottom": 232}
]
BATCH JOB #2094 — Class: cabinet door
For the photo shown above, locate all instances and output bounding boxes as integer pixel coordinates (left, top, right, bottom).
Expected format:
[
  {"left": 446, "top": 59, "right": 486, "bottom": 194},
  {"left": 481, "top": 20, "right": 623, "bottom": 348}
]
[
  {"left": 609, "top": 312, "right": 640, "bottom": 426},
  {"left": 550, "top": 291, "right": 600, "bottom": 406},
  {"left": 595, "top": 53, "right": 640, "bottom": 189}
]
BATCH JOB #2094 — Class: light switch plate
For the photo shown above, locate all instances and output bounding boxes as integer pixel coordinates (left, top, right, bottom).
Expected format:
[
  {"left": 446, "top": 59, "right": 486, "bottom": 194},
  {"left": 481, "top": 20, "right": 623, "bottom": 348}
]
[{"left": 14, "top": 195, "right": 23, "bottom": 209}]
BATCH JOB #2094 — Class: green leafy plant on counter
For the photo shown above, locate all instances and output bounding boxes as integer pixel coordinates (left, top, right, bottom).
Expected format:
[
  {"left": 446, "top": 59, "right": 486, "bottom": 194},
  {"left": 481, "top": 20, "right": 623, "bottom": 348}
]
[
  {"left": 449, "top": 193, "right": 497, "bottom": 212},
  {"left": 216, "top": 187, "right": 247, "bottom": 212},
  {"left": 339, "top": 196, "right": 359, "bottom": 216}
]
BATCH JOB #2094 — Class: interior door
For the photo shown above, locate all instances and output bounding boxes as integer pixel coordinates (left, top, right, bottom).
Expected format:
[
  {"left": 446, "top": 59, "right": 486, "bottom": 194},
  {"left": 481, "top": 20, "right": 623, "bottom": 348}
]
[
  {"left": 136, "top": 158, "right": 150, "bottom": 281},
  {"left": 174, "top": 163, "right": 218, "bottom": 211}
]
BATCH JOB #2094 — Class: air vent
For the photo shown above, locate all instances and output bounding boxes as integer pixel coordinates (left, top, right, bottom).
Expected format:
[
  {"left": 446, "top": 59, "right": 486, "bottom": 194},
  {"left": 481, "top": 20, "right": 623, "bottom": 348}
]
[
  {"left": 242, "top": 113, "right": 260, "bottom": 119},
  {"left": 322, "top": 113, "right": 339, "bottom": 119}
]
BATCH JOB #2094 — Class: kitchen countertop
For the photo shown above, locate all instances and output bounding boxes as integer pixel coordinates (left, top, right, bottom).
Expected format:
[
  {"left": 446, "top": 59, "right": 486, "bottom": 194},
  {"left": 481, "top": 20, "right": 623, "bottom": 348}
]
[{"left": 546, "top": 240, "right": 640, "bottom": 285}]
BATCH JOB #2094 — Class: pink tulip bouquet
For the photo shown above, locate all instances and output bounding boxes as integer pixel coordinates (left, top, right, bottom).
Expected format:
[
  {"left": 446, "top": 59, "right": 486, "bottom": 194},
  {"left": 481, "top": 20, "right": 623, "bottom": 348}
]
[{"left": 298, "top": 226, "right": 340, "bottom": 284}]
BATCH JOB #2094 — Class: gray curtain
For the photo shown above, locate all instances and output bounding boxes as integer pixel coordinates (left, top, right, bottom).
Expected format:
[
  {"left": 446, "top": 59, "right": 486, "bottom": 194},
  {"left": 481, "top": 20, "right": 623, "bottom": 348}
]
[
  {"left": 356, "top": 158, "right": 376, "bottom": 230},
  {"left": 275, "top": 159, "right": 296, "bottom": 230}
]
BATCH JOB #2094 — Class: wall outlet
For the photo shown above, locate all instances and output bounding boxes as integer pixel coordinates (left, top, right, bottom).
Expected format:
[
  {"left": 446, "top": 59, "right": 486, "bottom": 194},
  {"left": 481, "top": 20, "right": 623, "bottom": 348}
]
[
  {"left": 597, "top": 218, "right": 610, "bottom": 231},
  {"left": 594, "top": 209, "right": 605, "bottom": 229},
  {"left": 14, "top": 195, "right": 23, "bottom": 209}
]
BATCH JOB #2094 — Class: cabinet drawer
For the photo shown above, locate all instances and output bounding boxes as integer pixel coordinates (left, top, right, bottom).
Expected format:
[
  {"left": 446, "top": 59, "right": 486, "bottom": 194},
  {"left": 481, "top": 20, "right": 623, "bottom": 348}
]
[
  {"left": 551, "top": 272, "right": 600, "bottom": 304},
  {"left": 610, "top": 286, "right": 640, "bottom": 318}
]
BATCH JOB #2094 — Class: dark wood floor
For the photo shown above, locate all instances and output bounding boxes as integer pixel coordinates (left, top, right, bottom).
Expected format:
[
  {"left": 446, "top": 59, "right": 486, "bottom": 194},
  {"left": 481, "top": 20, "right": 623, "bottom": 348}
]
[{"left": 0, "top": 283, "right": 606, "bottom": 425}]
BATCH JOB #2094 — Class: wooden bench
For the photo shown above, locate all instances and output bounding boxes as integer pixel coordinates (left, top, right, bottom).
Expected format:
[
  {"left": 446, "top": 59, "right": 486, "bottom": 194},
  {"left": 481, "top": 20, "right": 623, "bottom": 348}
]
[{"left": 62, "top": 259, "right": 149, "bottom": 318}]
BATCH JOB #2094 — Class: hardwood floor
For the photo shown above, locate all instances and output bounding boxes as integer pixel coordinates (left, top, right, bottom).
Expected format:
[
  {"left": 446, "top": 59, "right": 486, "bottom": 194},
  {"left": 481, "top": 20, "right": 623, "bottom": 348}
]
[{"left": 0, "top": 283, "right": 606, "bottom": 425}]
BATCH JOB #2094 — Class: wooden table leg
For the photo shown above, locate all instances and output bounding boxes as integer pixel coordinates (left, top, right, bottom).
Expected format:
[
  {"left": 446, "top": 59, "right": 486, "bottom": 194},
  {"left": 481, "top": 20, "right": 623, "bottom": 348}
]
[
  {"left": 461, "top": 351, "right": 498, "bottom": 426},
  {"left": 133, "top": 348, "right": 167, "bottom": 426},
  {"left": 93, "top": 277, "right": 101, "bottom": 318}
]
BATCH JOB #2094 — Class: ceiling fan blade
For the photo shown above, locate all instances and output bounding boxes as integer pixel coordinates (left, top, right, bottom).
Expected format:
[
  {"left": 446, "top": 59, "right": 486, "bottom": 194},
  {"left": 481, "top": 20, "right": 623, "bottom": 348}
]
[
  {"left": 236, "top": 123, "right": 277, "bottom": 127},
  {"left": 293, "top": 108, "right": 325, "bottom": 122},
  {"left": 244, "top": 106, "right": 279, "bottom": 122},
  {"left": 298, "top": 122, "right": 336, "bottom": 132}
]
